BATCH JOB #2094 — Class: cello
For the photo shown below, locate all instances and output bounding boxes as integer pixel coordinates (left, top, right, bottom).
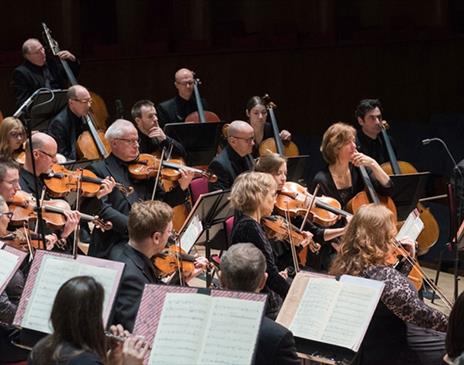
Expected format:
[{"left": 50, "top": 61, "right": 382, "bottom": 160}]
[
  {"left": 379, "top": 121, "right": 439, "bottom": 255},
  {"left": 259, "top": 94, "right": 299, "bottom": 157},
  {"left": 42, "top": 23, "right": 110, "bottom": 160},
  {"left": 185, "top": 77, "right": 220, "bottom": 123}
]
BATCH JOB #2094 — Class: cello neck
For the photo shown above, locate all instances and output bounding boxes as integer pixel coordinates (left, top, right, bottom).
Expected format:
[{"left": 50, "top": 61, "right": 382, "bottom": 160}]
[
  {"left": 262, "top": 94, "right": 285, "bottom": 156},
  {"left": 84, "top": 115, "right": 108, "bottom": 158},
  {"left": 193, "top": 79, "right": 207, "bottom": 124},
  {"left": 380, "top": 123, "right": 401, "bottom": 175},
  {"left": 359, "top": 165, "right": 381, "bottom": 204}
]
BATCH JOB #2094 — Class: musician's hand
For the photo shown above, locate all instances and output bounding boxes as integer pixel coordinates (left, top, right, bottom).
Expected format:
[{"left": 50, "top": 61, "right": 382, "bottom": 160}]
[
  {"left": 147, "top": 126, "right": 166, "bottom": 142},
  {"left": 279, "top": 269, "right": 289, "bottom": 279},
  {"left": 45, "top": 233, "right": 58, "bottom": 250},
  {"left": 56, "top": 50, "right": 76, "bottom": 62},
  {"left": 193, "top": 256, "right": 209, "bottom": 270},
  {"left": 351, "top": 152, "right": 376, "bottom": 168},
  {"left": 122, "top": 335, "right": 149, "bottom": 365},
  {"left": 280, "top": 129, "right": 292, "bottom": 141},
  {"left": 61, "top": 210, "right": 81, "bottom": 239},
  {"left": 345, "top": 214, "right": 353, "bottom": 224},
  {"left": 107, "top": 324, "right": 132, "bottom": 365},
  {"left": 178, "top": 168, "right": 195, "bottom": 191},
  {"left": 398, "top": 237, "right": 416, "bottom": 257},
  {"left": 96, "top": 176, "right": 116, "bottom": 199}
]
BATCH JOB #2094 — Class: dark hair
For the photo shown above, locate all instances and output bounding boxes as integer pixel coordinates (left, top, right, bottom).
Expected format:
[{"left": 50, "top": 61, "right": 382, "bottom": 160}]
[
  {"left": 246, "top": 96, "right": 265, "bottom": 113},
  {"left": 355, "top": 99, "right": 382, "bottom": 120},
  {"left": 446, "top": 291, "right": 464, "bottom": 358},
  {"left": 255, "top": 153, "right": 287, "bottom": 175},
  {"left": 131, "top": 100, "right": 154, "bottom": 119},
  {"left": 0, "top": 159, "right": 19, "bottom": 181},
  {"left": 31, "top": 276, "right": 107, "bottom": 364}
]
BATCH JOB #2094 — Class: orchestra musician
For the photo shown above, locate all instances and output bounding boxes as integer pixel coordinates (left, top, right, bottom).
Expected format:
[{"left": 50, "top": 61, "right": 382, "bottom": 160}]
[
  {"left": 445, "top": 291, "right": 464, "bottom": 364},
  {"left": 11, "top": 38, "right": 78, "bottom": 109},
  {"left": 255, "top": 153, "right": 348, "bottom": 270},
  {"left": 246, "top": 96, "right": 291, "bottom": 157},
  {"left": 355, "top": 99, "right": 395, "bottom": 164},
  {"left": 28, "top": 276, "right": 147, "bottom": 365},
  {"left": 329, "top": 204, "right": 447, "bottom": 365},
  {"left": 220, "top": 243, "right": 300, "bottom": 365},
  {"left": 81, "top": 119, "right": 194, "bottom": 258},
  {"left": 130, "top": 99, "right": 185, "bottom": 157},
  {"left": 157, "top": 68, "right": 207, "bottom": 127},
  {"left": 108, "top": 200, "right": 208, "bottom": 332},
  {"left": 0, "top": 117, "right": 26, "bottom": 162},
  {"left": 47, "top": 85, "right": 91, "bottom": 160},
  {"left": 208, "top": 120, "right": 255, "bottom": 192},
  {"left": 229, "top": 171, "right": 312, "bottom": 319}
]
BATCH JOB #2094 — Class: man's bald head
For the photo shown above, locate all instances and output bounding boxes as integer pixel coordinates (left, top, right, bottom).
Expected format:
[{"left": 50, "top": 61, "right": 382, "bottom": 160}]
[
  {"left": 227, "top": 121, "right": 255, "bottom": 157},
  {"left": 22, "top": 38, "right": 46, "bottom": 66},
  {"left": 174, "top": 68, "right": 195, "bottom": 100},
  {"left": 28, "top": 132, "right": 57, "bottom": 152}
]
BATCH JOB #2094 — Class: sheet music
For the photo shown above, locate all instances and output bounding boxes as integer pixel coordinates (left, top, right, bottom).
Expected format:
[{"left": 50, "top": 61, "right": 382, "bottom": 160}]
[
  {"left": 290, "top": 278, "right": 340, "bottom": 340},
  {"left": 396, "top": 209, "right": 424, "bottom": 242},
  {"left": 148, "top": 293, "right": 211, "bottom": 365},
  {"left": 21, "top": 255, "right": 120, "bottom": 334},
  {"left": 0, "top": 249, "right": 19, "bottom": 293},
  {"left": 180, "top": 214, "right": 203, "bottom": 252},
  {"left": 198, "top": 297, "right": 264, "bottom": 365}
]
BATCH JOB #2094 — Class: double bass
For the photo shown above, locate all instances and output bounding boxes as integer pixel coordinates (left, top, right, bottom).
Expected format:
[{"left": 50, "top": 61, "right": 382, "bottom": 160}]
[
  {"left": 42, "top": 23, "right": 110, "bottom": 160},
  {"left": 379, "top": 122, "right": 439, "bottom": 255}
]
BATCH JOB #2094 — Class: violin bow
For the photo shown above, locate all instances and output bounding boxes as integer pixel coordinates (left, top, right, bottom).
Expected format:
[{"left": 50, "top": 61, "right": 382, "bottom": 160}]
[
  {"left": 151, "top": 148, "right": 166, "bottom": 201},
  {"left": 300, "top": 184, "right": 320, "bottom": 231},
  {"left": 72, "top": 170, "right": 84, "bottom": 259},
  {"left": 284, "top": 202, "right": 300, "bottom": 273}
]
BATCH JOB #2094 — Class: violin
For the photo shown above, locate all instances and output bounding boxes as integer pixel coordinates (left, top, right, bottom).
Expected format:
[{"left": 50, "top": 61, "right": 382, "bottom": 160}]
[
  {"left": 1, "top": 227, "right": 44, "bottom": 251},
  {"left": 128, "top": 153, "right": 217, "bottom": 182},
  {"left": 153, "top": 245, "right": 196, "bottom": 278},
  {"left": 8, "top": 191, "right": 112, "bottom": 231},
  {"left": 43, "top": 164, "right": 133, "bottom": 198},
  {"left": 276, "top": 182, "right": 351, "bottom": 227}
]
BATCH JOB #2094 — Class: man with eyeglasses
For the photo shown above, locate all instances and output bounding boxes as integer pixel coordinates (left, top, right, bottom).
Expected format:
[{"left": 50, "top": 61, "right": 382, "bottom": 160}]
[
  {"left": 208, "top": 120, "right": 255, "bottom": 192},
  {"left": 81, "top": 119, "right": 194, "bottom": 258},
  {"left": 157, "top": 68, "right": 208, "bottom": 128},
  {"left": 11, "top": 38, "right": 78, "bottom": 109},
  {"left": 47, "top": 84, "right": 92, "bottom": 160}
]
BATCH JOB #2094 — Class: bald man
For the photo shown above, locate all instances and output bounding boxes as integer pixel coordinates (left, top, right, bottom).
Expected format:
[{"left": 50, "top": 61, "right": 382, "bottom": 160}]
[
  {"left": 47, "top": 85, "right": 91, "bottom": 160},
  {"left": 11, "top": 38, "right": 78, "bottom": 109},
  {"left": 208, "top": 120, "right": 255, "bottom": 191},
  {"left": 157, "top": 68, "right": 208, "bottom": 127}
]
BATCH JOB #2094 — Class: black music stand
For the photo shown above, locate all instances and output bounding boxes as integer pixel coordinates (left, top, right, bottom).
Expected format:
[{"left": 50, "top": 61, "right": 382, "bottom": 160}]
[
  {"left": 28, "top": 89, "right": 68, "bottom": 131},
  {"left": 164, "top": 121, "right": 226, "bottom": 165},
  {"left": 177, "top": 189, "right": 233, "bottom": 287},
  {"left": 388, "top": 172, "right": 430, "bottom": 221},
  {"left": 286, "top": 155, "right": 310, "bottom": 183}
]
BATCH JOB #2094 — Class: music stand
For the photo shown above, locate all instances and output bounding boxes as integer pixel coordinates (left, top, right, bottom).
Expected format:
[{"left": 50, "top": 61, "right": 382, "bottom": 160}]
[
  {"left": 164, "top": 121, "right": 226, "bottom": 166},
  {"left": 177, "top": 189, "right": 233, "bottom": 287},
  {"left": 286, "top": 155, "right": 310, "bottom": 183},
  {"left": 28, "top": 89, "right": 68, "bottom": 131},
  {"left": 388, "top": 172, "right": 430, "bottom": 221}
]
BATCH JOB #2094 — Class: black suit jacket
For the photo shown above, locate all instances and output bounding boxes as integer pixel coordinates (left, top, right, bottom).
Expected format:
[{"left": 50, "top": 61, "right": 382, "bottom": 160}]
[
  {"left": 47, "top": 106, "right": 85, "bottom": 160},
  {"left": 255, "top": 317, "right": 300, "bottom": 365},
  {"left": 108, "top": 243, "right": 160, "bottom": 332},
  {"left": 138, "top": 130, "right": 186, "bottom": 158},
  {"left": 207, "top": 144, "right": 254, "bottom": 192},
  {"left": 11, "top": 58, "right": 79, "bottom": 109},
  {"left": 157, "top": 95, "right": 206, "bottom": 128},
  {"left": 82, "top": 154, "right": 187, "bottom": 258}
]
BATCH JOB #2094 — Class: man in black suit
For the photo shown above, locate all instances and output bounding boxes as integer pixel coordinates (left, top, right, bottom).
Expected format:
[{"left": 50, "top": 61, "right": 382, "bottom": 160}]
[
  {"left": 82, "top": 119, "right": 194, "bottom": 258},
  {"left": 220, "top": 243, "right": 300, "bottom": 365},
  {"left": 11, "top": 38, "right": 78, "bottom": 109},
  {"left": 109, "top": 200, "right": 207, "bottom": 331},
  {"left": 208, "top": 120, "right": 255, "bottom": 192},
  {"left": 47, "top": 85, "right": 91, "bottom": 160},
  {"left": 130, "top": 99, "right": 185, "bottom": 157},
  {"left": 157, "top": 68, "right": 207, "bottom": 127}
]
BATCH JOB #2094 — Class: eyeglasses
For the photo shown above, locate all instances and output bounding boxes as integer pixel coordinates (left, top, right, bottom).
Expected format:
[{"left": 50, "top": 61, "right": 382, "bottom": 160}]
[
  {"left": 2, "top": 179, "right": 19, "bottom": 186},
  {"left": 115, "top": 138, "right": 140, "bottom": 146},
  {"left": 176, "top": 80, "right": 194, "bottom": 86},
  {"left": 37, "top": 149, "right": 56, "bottom": 159},
  {"left": 231, "top": 135, "right": 255, "bottom": 143},
  {"left": 8, "top": 131, "right": 25, "bottom": 139},
  {"left": 72, "top": 98, "right": 93, "bottom": 104},
  {"left": 0, "top": 212, "right": 14, "bottom": 219}
]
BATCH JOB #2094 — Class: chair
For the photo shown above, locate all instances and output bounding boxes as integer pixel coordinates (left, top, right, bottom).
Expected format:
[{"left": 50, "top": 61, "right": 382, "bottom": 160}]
[{"left": 189, "top": 177, "right": 209, "bottom": 205}]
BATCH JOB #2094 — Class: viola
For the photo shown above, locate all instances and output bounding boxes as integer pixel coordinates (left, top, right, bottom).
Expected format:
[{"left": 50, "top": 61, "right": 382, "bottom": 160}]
[
  {"left": 128, "top": 153, "right": 217, "bottom": 182},
  {"left": 43, "top": 164, "right": 133, "bottom": 198},
  {"left": 276, "top": 182, "right": 351, "bottom": 227},
  {"left": 1, "top": 227, "right": 45, "bottom": 251},
  {"left": 153, "top": 245, "right": 196, "bottom": 278},
  {"left": 8, "top": 191, "right": 112, "bottom": 231}
]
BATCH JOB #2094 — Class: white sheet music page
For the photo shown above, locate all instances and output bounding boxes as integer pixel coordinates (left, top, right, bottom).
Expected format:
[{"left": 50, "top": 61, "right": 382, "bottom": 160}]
[
  {"left": 180, "top": 214, "right": 203, "bottom": 252},
  {"left": 289, "top": 277, "right": 340, "bottom": 341},
  {"left": 198, "top": 296, "right": 264, "bottom": 365},
  {"left": 396, "top": 209, "right": 424, "bottom": 242},
  {"left": 148, "top": 293, "right": 211, "bottom": 365},
  {"left": 0, "top": 249, "right": 19, "bottom": 293}
]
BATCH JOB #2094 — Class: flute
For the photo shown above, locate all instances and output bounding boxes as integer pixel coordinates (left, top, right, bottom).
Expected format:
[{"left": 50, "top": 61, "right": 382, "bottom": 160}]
[{"left": 104, "top": 331, "right": 152, "bottom": 349}]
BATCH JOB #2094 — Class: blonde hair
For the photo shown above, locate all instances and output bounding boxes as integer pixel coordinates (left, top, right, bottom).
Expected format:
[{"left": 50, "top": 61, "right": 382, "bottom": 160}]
[
  {"left": 320, "top": 122, "right": 356, "bottom": 165},
  {"left": 255, "top": 153, "right": 286, "bottom": 175},
  {"left": 0, "top": 117, "right": 25, "bottom": 158},
  {"left": 329, "top": 204, "right": 396, "bottom": 277},
  {"left": 230, "top": 172, "right": 276, "bottom": 214}
]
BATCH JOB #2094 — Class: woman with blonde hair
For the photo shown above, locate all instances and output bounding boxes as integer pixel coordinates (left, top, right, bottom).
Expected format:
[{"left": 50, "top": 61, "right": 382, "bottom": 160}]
[
  {"left": 0, "top": 117, "right": 26, "bottom": 161},
  {"left": 330, "top": 204, "right": 447, "bottom": 365},
  {"left": 230, "top": 171, "right": 312, "bottom": 318}
]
